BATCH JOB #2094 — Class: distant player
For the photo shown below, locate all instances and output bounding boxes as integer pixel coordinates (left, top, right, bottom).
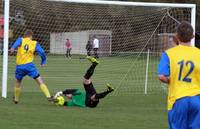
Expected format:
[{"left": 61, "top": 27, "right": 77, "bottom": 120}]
[
  {"left": 10, "top": 30, "right": 52, "bottom": 104},
  {"left": 158, "top": 21, "right": 200, "bottom": 129},
  {"left": 86, "top": 40, "right": 92, "bottom": 56},
  {"left": 65, "top": 38, "right": 72, "bottom": 59},
  {"left": 54, "top": 56, "right": 114, "bottom": 108},
  {"left": 92, "top": 36, "right": 99, "bottom": 58}
]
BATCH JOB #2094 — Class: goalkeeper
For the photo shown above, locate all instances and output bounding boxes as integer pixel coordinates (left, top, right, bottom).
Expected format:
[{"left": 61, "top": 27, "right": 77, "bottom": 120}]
[{"left": 54, "top": 56, "right": 114, "bottom": 108}]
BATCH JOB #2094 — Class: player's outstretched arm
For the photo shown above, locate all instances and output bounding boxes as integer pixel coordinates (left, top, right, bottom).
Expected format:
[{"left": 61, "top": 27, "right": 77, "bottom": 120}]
[
  {"left": 35, "top": 42, "right": 46, "bottom": 66},
  {"left": 10, "top": 37, "right": 22, "bottom": 53}
]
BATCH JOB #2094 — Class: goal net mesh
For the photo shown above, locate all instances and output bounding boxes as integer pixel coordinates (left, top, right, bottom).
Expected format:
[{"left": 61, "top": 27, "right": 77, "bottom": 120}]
[{"left": 2, "top": 0, "right": 192, "bottom": 95}]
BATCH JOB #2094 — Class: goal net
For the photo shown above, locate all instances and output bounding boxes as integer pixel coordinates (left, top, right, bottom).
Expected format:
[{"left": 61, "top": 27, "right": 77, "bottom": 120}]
[{"left": 1, "top": 0, "right": 195, "bottom": 97}]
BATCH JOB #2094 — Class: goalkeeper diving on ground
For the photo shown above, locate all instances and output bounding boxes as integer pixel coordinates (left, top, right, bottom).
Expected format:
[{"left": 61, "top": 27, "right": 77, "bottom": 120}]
[{"left": 53, "top": 56, "right": 114, "bottom": 108}]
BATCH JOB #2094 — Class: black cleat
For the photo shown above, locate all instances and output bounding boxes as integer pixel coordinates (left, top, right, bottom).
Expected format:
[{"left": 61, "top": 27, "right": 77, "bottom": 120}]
[
  {"left": 13, "top": 96, "right": 18, "bottom": 104},
  {"left": 47, "top": 96, "right": 55, "bottom": 102}
]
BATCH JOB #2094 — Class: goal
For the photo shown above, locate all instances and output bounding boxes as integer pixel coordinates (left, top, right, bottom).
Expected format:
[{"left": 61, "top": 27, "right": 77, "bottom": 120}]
[{"left": 1, "top": 0, "right": 196, "bottom": 97}]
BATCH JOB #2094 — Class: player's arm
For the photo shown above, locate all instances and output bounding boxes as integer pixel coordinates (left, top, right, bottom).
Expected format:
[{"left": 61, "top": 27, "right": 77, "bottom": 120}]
[
  {"left": 10, "top": 37, "right": 22, "bottom": 53},
  {"left": 158, "top": 75, "right": 169, "bottom": 84},
  {"left": 35, "top": 42, "right": 46, "bottom": 66},
  {"left": 157, "top": 52, "right": 170, "bottom": 84},
  {"left": 54, "top": 89, "right": 78, "bottom": 98}
]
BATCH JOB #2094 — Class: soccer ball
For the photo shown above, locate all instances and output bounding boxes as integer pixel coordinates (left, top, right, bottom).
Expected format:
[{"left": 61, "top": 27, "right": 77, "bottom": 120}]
[{"left": 55, "top": 96, "right": 65, "bottom": 106}]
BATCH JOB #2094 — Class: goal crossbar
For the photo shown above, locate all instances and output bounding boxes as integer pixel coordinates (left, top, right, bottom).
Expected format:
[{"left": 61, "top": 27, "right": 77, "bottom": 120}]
[{"left": 48, "top": 0, "right": 196, "bottom": 8}]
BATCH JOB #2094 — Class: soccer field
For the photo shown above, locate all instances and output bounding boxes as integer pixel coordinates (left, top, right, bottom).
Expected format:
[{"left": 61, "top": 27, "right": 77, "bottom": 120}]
[{"left": 0, "top": 55, "right": 168, "bottom": 129}]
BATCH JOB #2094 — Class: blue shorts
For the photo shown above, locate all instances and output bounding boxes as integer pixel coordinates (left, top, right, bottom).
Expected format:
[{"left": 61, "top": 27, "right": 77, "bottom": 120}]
[
  {"left": 168, "top": 95, "right": 200, "bottom": 129},
  {"left": 15, "top": 63, "right": 40, "bottom": 80}
]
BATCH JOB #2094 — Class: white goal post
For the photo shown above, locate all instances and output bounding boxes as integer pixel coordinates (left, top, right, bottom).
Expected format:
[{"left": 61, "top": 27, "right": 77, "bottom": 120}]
[
  {"left": 2, "top": 0, "right": 196, "bottom": 98},
  {"left": 2, "top": 0, "right": 10, "bottom": 98}
]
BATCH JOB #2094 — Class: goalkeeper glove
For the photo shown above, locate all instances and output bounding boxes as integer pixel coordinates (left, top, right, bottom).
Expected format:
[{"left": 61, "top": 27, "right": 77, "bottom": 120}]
[{"left": 54, "top": 91, "right": 63, "bottom": 99}]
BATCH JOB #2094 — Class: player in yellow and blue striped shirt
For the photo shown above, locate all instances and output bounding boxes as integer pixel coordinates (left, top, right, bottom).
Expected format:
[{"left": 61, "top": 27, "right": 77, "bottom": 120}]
[
  {"left": 10, "top": 30, "right": 52, "bottom": 104},
  {"left": 158, "top": 21, "right": 200, "bottom": 129}
]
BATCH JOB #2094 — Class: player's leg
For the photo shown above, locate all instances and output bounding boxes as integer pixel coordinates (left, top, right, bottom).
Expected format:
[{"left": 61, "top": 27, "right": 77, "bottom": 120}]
[
  {"left": 83, "top": 83, "right": 99, "bottom": 107},
  {"left": 13, "top": 79, "right": 22, "bottom": 104},
  {"left": 66, "top": 49, "right": 69, "bottom": 58},
  {"left": 94, "top": 83, "right": 114, "bottom": 99},
  {"left": 69, "top": 48, "right": 72, "bottom": 57},
  {"left": 89, "top": 50, "right": 91, "bottom": 56},
  {"left": 94, "top": 48, "right": 99, "bottom": 58},
  {"left": 68, "top": 49, "right": 70, "bottom": 58},
  {"left": 35, "top": 76, "right": 51, "bottom": 100},
  {"left": 83, "top": 57, "right": 97, "bottom": 93},
  {"left": 93, "top": 48, "right": 97, "bottom": 58},
  {"left": 65, "top": 49, "right": 68, "bottom": 58},
  {"left": 83, "top": 83, "right": 96, "bottom": 95},
  {"left": 83, "top": 74, "right": 97, "bottom": 107},
  {"left": 83, "top": 56, "right": 100, "bottom": 107},
  {"left": 13, "top": 66, "right": 26, "bottom": 104},
  {"left": 168, "top": 97, "right": 189, "bottom": 129},
  {"left": 84, "top": 56, "right": 99, "bottom": 79},
  {"left": 93, "top": 48, "right": 95, "bottom": 57},
  {"left": 96, "top": 48, "right": 99, "bottom": 58},
  {"left": 27, "top": 64, "right": 51, "bottom": 100},
  {"left": 87, "top": 50, "right": 90, "bottom": 56}
]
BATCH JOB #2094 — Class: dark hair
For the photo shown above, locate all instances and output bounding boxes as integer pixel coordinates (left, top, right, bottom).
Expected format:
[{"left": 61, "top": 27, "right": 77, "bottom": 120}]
[
  {"left": 176, "top": 21, "right": 193, "bottom": 43},
  {"left": 24, "top": 29, "right": 33, "bottom": 37}
]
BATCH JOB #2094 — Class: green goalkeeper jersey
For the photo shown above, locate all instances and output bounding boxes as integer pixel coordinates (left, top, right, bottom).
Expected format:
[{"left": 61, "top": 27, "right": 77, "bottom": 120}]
[{"left": 66, "top": 89, "right": 86, "bottom": 107}]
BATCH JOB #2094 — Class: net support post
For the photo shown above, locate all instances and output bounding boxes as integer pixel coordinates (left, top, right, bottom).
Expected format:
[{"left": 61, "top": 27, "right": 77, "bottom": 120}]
[
  {"left": 144, "top": 49, "right": 150, "bottom": 95},
  {"left": 109, "top": 35, "right": 112, "bottom": 56},
  {"left": 191, "top": 4, "right": 196, "bottom": 47},
  {"left": 2, "top": 0, "right": 10, "bottom": 98}
]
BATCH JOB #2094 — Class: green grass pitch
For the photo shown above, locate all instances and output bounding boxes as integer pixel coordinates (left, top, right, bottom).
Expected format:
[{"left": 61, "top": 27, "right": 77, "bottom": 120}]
[{"left": 0, "top": 55, "right": 168, "bottom": 129}]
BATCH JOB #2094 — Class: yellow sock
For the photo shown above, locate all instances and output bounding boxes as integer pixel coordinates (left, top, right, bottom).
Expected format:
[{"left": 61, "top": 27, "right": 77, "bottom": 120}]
[
  {"left": 14, "top": 87, "right": 20, "bottom": 101},
  {"left": 40, "top": 84, "right": 51, "bottom": 98}
]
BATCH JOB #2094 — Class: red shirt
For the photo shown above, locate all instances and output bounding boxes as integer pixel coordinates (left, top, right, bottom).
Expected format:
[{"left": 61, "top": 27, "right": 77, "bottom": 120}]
[{"left": 0, "top": 16, "right": 4, "bottom": 39}]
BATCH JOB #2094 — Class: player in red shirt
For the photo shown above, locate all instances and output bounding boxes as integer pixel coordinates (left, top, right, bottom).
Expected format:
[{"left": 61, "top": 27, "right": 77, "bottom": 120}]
[{"left": 65, "top": 39, "right": 72, "bottom": 58}]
